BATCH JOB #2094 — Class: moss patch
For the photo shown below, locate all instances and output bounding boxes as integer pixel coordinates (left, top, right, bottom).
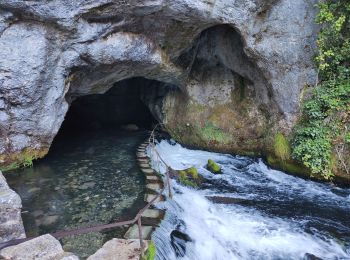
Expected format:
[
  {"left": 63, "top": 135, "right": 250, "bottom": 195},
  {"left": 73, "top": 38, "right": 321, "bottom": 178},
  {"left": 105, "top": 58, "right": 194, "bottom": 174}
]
[
  {"left": 178, "top": 167, "right": 200, "bottom": 188},
  {"left": 267, "top": 155, "right": 311, "bottom": 178},
  {"left": 273, "top": 133, "right": 291, "bottom": 161},
  {"left": 200, "top": 123, "right": 233, "bottom": 144},
  {"left": 142, "top": 240, "right": 156, "bottom": 260},
  {"left": 0, "top": 148, "right": 48, "bottom": 172},
  {"left": 207, "top": 159, "right": 221, "bottom": 174}
]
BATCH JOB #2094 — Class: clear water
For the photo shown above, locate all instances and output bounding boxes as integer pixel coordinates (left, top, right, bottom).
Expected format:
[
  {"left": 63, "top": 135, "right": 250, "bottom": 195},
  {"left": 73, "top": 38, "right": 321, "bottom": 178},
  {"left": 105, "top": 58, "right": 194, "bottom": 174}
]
[
  {"left": 5, "top": 130, "right": 147, "bottom": 258},
  {"left": 150, "top": 140, "right": 350, "bottom": 260}
]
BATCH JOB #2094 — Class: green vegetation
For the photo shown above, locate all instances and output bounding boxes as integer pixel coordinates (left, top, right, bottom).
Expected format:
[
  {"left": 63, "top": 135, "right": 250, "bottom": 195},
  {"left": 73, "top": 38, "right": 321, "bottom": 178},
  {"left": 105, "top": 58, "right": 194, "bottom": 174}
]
[
  {"left": 142, "top": 240, "right": 156, "bottom": 260},
  {"left": 201, "top": 122, "right": 233, "bottom": 144},
  {"left": 207, "top": 159, "right": 221, "bottom": 174},
  {"left": 274, "top": 133, "right": 291, "bottom": 161},
  {"left": 0, "top": 162, "right": 20, "bottom": 172},
  {"left": 292, "top": 0, "right": 350, "bottom": 179},
  {"left": 178, "top": 167, "right": 199, "bottom": 188},
  {"left": 0, "top": 148, "right": 47, "bottom": 172}
]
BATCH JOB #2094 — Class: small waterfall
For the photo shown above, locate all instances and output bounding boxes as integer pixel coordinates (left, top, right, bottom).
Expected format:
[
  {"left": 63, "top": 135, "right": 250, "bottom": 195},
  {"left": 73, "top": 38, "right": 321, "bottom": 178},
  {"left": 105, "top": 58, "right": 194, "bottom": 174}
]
[{"left": 150, "top": 140, "right": 350, "bottom": 260}]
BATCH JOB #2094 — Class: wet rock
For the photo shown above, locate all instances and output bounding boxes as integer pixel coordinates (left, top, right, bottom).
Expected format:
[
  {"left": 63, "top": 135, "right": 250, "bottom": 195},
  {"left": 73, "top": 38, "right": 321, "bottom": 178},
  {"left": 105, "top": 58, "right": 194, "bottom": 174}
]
[
  {"left": 0, "top": 171, "right": 25, "bottom": 243},
  {"left": 121, "top": 124, "right": 139, "bottom": 131},
  {"left": 206, "top": 196, "right": 247, "bottom": 204},
  {"left": 207, "top": 159, "right": 221, "bottom": 174},
  {"left": 303, "top": 253, "right": 323, "bottom": 260},
  {"left": 78, "top": 182, "right": 96, "bottom": 190},
  {"left": 40, "top": 215, "right": 59, "bottom": 226},
  {"left": 170, "top": 230, "right": 192, "bottom": 257},
  {"left": 32, "top": 209, "right": 44, "bottom": 217},
  {"left": 27, "top": 187, "right": 41, "bottom": 193}
]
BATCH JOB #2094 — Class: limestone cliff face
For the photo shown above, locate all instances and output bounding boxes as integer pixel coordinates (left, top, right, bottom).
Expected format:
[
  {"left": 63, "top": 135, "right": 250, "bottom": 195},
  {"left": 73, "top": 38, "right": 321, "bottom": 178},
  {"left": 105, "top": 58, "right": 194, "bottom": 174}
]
[{"left": 0, "top": 1, "right": 318, "bottom": 169}]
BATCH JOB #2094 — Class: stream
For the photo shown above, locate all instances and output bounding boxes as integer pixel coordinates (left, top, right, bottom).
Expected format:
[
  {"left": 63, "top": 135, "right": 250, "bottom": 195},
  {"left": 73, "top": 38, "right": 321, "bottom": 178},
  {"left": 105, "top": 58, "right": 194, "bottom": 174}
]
[{"left": 150, "top": 140, "right": 350, "bottom": 260}]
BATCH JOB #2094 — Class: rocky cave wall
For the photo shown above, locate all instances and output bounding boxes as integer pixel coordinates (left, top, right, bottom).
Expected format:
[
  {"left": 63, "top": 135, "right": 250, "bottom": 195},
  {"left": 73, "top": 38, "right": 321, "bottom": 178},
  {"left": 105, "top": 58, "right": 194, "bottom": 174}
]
[{"left": 0, "top": 0, "right": 319, "bottom": 170}]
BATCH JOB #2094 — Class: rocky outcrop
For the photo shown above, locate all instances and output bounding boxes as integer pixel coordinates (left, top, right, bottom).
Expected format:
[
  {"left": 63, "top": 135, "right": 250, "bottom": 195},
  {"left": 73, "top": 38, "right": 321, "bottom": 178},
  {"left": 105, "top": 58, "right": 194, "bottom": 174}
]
[
  {"left": 0, "top": 170, "right": 25, "bottom": 243},
  {"left": 0, "top": 234, "right": 79, "bottom": 260},
  {"left": 0, "top": 1, "right": 320, "bottom": 174}
]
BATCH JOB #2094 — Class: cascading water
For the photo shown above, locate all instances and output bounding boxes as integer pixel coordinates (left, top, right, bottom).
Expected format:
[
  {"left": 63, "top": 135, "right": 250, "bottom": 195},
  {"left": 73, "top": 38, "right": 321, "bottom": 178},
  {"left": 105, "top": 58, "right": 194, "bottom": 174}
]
[{"left": 149, "top": 140, "right": 350, "bottom": 260}]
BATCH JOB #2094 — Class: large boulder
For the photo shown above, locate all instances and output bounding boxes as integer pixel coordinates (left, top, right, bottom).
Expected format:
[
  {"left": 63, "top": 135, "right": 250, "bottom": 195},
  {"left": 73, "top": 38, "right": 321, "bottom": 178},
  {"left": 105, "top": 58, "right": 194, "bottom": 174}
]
[
  {"left": 0, "top": 234, "right": 79, "bottom": 260},
  {"left": 0, "top": 171, "right": 25, "bottom": 243}
]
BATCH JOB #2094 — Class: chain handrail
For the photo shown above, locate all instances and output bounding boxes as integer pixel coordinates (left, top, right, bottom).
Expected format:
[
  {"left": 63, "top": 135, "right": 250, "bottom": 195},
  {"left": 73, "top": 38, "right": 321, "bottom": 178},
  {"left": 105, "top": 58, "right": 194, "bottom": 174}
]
[{"left": 0, "top": 126, "right": 172, "bottom": 255}]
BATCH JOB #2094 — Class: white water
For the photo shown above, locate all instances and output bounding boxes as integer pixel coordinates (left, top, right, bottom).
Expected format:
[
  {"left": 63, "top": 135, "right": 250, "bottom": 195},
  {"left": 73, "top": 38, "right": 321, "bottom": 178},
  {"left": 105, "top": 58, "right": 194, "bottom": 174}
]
[{"left": 149, "top": 140, "right": 350, "bottom": 260}]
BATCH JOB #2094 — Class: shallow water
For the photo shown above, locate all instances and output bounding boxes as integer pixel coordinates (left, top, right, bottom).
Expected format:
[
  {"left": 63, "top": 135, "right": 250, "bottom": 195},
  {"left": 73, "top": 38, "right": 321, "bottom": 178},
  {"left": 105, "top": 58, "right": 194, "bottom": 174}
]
[
  {"left": 150, "top": 140, "right": 350, "bottom": 260},
  {"left": 5, "top": 130, "right": 147, "bottom": 258}
]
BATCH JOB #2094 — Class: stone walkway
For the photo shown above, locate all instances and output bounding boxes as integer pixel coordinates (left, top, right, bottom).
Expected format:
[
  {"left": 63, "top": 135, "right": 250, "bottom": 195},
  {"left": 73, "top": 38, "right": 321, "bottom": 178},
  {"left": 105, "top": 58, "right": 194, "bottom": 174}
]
[{"left": 124, "top": 139, "right": 165, "bottom": 240}]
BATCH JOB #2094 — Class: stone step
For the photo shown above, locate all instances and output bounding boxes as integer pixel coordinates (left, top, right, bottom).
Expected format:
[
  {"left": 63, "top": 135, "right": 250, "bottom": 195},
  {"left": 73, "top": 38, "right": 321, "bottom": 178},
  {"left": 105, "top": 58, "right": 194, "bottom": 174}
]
[
  {"left": 145, "top": 175, "right": 161, "bottom": 181},
  {"left": 141, "top": 209, "right": 165, "bottom": 219},
  {"left": 136, "top": 152, "right": 147, "bottom": 158},
  {"left": 141, "top": 168, "right": 154, "bottom": 175},
  {"left": 146, "top": 183, "right": 163, "bottom": 192},
  {"left": 144, "top": 194, "right": 165, "bottom": 203},
  {"left": 124, "top": 225, "right": 153, "bottom": 240},
  {"left": 139, "top": 163, "right": 151, "bottom": 169},
  {"left": 140, "top": 217, "right": 161, "bottom": 227},
  {"left": 137, "top": 158, "right": 149, "bottom": 163}
]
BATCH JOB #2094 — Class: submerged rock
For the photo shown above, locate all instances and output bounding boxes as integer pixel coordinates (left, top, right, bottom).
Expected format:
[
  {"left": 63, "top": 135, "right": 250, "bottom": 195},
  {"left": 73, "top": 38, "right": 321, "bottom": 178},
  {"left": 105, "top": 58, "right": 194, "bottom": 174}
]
[
  {"left": 177, "top": 167, "right": 201, "bottom": 188},
  {"left": 303, "top": 253, "right": 323, "bottom": 260},
  {"left": 170, "top": 230, "right": 192, "bottom": 258},
  {"left": 207, "top": 159, "right": 221, "bottom": 174},
  {"left": 121, "top": 124, "right": 139, "bottom": 131}
]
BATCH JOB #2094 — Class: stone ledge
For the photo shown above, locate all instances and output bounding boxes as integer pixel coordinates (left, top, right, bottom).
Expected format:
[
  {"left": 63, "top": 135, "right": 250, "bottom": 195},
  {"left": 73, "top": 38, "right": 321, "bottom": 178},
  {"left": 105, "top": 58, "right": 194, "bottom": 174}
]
[
  {"left": 87, "top": 239, "right": 149, "bottom": 260},
  {"left": 0, "top": 234, "right": 78, "bottom": 260}
]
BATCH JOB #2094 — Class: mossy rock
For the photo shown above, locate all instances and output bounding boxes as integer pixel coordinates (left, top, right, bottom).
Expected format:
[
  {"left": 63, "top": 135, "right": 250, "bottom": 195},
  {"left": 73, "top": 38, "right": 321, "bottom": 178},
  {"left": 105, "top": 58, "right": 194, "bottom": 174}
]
[
  {"left": 177, "top": 167, "right": 201, "bottom": 188},
  {"left": 207, "top": 159, "right": 221, "bottom": 174},
  {"left": 266, "top": 155, "right": 311, "bottom": 178}
]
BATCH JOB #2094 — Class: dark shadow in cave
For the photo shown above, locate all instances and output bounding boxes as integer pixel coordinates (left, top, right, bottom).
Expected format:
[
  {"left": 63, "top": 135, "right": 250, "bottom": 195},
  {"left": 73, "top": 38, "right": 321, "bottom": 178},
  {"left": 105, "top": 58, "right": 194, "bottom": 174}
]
[{"left": 53, "top": 77, "right": 178, "bottom": 144}]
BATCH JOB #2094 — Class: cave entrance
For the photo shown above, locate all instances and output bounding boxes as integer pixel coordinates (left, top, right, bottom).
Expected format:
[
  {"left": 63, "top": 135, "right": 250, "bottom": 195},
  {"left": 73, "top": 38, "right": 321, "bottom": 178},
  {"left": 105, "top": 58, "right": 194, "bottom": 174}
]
[
  {"left": 56, "top": 77, "right": 167, "bottom": 139},
  {"left": 4, "top": 77, "right": 178, "bottom": 258}
]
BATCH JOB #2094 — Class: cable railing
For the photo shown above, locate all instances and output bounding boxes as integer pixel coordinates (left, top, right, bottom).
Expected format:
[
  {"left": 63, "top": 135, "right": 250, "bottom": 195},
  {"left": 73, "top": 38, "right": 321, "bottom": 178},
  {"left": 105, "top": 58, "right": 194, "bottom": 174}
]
[{"left": 0, "top": 125, "right": 172, "bottom": 256}]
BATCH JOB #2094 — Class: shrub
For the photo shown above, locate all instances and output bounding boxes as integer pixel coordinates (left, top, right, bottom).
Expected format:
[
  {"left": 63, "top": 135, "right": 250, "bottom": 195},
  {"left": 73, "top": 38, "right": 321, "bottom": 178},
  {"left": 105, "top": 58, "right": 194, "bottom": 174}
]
[{"left": 292, "top": 0, "right": 350, "bottom": 179}]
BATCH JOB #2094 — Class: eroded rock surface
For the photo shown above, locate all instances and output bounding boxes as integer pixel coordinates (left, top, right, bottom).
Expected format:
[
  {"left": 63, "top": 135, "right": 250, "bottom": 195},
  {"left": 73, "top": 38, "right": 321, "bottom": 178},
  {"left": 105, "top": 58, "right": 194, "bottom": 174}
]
[
  {"left": 0, "top": 170, "right": 25, "bottom": 243},
  {"left": 0, "top": 0, "right": 318, "bottom": 168}
]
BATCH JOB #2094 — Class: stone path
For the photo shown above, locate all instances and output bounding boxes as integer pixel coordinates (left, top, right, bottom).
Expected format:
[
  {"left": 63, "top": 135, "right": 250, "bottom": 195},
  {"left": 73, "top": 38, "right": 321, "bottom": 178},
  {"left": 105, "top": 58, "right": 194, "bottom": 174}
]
[{"left": 123, "top": 139, "right": 165, "bottom": 240}]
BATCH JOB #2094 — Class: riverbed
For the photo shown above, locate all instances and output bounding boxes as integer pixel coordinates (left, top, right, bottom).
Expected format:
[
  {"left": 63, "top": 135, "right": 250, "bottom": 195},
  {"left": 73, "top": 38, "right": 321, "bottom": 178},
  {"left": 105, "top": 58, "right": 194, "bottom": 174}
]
[{"left": 5, "top": 130, "right": 148, "bottom": 258}]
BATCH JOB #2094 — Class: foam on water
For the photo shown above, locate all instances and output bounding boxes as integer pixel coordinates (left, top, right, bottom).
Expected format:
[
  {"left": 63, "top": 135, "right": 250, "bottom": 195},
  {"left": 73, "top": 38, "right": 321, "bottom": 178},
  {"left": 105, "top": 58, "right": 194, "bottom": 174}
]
[{"left": 150, "top": 140, "right": 350, "bottom": 260}]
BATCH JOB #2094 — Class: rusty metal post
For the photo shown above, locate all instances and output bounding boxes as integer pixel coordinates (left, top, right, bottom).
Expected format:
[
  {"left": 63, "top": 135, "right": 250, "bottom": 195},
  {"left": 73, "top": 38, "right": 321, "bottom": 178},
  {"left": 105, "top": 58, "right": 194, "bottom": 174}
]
[
  {"left": 166, "top": 167, "right": 172, "bottom": 199},
  {"left": 137, "top": 217, "right": 144, "bottom": 255}
]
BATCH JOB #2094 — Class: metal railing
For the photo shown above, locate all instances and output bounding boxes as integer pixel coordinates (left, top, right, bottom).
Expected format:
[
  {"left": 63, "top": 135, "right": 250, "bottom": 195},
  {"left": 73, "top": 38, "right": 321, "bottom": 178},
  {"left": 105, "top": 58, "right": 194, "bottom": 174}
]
[{"left": 0, "top": 125, "right": 172, "bottom": 255}]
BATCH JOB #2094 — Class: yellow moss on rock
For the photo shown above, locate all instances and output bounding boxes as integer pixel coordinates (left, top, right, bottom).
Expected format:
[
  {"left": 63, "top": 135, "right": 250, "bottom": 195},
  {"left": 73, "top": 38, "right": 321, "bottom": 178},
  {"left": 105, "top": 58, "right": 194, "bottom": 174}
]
[
  {"left": 273, "top": 133, "right": 291, "bottom": 161},
  {"left": 0, "top": 148, "right": 48, "bottom": 172}
]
